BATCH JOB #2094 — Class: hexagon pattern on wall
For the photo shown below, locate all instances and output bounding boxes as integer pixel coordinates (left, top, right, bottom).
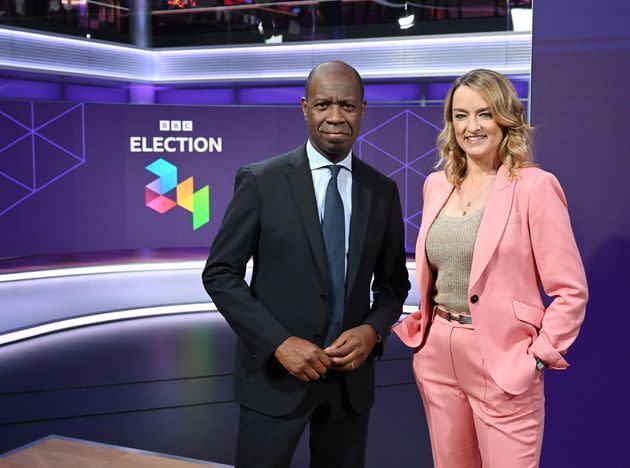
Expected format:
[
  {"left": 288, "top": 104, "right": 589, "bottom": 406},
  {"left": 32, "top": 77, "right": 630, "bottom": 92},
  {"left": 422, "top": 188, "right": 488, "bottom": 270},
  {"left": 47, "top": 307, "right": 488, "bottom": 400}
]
[
  {"left": 0, "top": 102, "right": 86, "bottom": 216},
  {"left": 357, "top": 109, "right": 442, "bottom": 252}
]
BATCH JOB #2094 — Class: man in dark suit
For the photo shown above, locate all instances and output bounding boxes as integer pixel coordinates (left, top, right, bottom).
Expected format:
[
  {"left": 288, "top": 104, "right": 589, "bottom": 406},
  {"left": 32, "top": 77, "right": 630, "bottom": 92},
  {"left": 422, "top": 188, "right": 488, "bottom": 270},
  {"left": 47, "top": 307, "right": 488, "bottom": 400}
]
[{"left": 202, "top": 61, "right": 409, "bottom": 468}]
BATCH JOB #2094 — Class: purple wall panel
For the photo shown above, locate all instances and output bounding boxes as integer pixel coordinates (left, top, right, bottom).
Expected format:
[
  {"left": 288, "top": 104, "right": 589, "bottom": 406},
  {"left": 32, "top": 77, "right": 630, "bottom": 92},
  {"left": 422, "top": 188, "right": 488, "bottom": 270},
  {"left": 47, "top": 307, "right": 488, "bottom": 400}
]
[
  {"left": 425, "top": 82, "right": 452, "bottom": 101},
  {"left": 364, "top": 84, "right": 420, "bottom": 103},
  {"left": 510, "top": 79, "right": 529, "bottom": 100},
  {"left": 0, "top": 74, "right": 529, "bottom": 108},
  {"left": 0, "top": 102, "right": 442, "bottom": 258},
  {"left": 155, "top": 88, "right": 234, "bottom": 105},
  {"left": 531, "top": 1, "right": 630, "bottom": 466},
  {"left": 238, "top": 86, "right": 304, "bottom": 105},
  {"left": 0, "top": 79, "right": 62, "bottom": 101},
  {"left": 129, "top": 84, "right": 156, "bottom": 104},
  {"left": 63, "top": 84, "right": 129, "bottom": 103},
  {"left": 358, "top": 107, "right": 442, "bottom": 251}
]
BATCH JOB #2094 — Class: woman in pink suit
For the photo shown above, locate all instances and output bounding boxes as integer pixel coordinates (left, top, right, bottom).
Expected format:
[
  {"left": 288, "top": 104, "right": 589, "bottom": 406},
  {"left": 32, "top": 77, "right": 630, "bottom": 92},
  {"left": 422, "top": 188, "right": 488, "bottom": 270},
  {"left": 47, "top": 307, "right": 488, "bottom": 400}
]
[{"left": 393, "top": 69, "right": 588, "bottom": 467}]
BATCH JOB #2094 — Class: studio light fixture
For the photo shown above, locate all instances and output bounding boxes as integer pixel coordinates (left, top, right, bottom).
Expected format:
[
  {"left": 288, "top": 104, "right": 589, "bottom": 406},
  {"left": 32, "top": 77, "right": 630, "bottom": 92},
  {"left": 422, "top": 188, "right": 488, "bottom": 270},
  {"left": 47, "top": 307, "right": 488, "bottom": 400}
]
[
  {"left": 510, "top": 7, "right": 533, "bottom": 32},
  {"left": 0, "top": 260, "right": 417, "bottom": 283},
  {"left": 398, "top": 4, "right": 415, "bottom": 30},
  {"left": 0, "top": 303, "right": 217, "bottom": 346},
  {"left": 265, "top": 34, "right": 283, "bottom": 44},
  {"left": 0, "top": 302, "right": 419, "bottom": 346},
  {"left": 0, "top": 27, "right": 531, "bottom": 81},
  {"left": 0, "top": 261, "right": 206, "bottom": 283}
]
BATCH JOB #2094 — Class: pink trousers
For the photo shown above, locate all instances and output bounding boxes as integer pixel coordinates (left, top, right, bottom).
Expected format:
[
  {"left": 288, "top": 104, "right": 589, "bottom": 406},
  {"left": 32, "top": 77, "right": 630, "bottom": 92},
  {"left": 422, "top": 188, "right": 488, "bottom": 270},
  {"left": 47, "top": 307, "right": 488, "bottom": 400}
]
[{"left": 412, "top": 314, "right": 545, "bottom": 468}]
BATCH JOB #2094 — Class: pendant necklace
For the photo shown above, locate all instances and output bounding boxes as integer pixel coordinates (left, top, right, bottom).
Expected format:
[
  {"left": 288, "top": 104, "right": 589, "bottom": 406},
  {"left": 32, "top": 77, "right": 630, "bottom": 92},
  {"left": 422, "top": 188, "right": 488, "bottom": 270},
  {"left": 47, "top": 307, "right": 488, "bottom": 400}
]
[{"left": 459, "top": 175, "right": 496, "bottom": 216}]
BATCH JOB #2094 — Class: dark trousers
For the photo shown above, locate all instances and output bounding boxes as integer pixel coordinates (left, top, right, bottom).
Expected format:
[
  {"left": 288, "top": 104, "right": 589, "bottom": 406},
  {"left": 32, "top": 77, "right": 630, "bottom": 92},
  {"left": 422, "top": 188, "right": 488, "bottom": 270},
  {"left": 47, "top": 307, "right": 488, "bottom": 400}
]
[{"left": 235, "top": 377, "right": 370, "bottom": 468}]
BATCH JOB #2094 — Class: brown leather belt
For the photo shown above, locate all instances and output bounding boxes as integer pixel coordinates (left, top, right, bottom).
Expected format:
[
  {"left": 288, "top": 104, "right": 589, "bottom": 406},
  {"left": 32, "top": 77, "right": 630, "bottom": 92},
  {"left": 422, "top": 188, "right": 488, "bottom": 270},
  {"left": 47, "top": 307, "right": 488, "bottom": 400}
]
[{"left": 435, "top": 308, "right": 473, "bottom": 325}]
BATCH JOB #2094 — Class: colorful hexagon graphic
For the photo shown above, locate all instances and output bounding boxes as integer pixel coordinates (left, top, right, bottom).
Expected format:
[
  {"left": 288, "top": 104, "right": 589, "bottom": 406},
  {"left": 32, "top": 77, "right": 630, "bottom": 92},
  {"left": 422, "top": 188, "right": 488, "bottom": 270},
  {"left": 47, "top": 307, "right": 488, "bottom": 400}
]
[{"left": 145, "top": 158, "right": 210, "bottom": 230}]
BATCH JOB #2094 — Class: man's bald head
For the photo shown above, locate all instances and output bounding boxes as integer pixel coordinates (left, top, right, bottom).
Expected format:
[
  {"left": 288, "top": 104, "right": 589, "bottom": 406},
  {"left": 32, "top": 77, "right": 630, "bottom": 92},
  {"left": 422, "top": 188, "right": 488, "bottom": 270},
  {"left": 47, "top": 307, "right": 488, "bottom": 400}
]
[
  {"left": 304, "top": 61, "right": 365, "bottom": 102},
  {"left": 301, "top": 60, "right": 366, "bottom": 163}
]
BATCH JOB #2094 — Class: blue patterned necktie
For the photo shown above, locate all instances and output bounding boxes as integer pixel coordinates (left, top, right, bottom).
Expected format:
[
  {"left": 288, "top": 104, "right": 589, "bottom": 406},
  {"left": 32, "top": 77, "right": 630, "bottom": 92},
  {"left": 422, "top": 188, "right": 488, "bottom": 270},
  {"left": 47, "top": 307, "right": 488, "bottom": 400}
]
[{"left": 322, "top": 165, "right": 346, "bottom": 347}]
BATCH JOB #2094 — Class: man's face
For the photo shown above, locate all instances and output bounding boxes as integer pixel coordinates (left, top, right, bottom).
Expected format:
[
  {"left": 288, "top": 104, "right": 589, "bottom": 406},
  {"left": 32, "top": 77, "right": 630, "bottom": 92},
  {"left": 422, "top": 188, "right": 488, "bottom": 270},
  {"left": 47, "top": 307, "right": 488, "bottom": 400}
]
[{"left": 301, "top": 67, "right": 366, "bottom": 163}]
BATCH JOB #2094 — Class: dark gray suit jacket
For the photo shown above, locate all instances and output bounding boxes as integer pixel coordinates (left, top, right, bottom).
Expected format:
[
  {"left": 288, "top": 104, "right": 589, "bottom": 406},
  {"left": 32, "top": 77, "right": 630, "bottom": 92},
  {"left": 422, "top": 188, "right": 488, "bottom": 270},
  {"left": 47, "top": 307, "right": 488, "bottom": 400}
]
[{"left": 202, "top": 144, "right": 409, "bottom": 417}]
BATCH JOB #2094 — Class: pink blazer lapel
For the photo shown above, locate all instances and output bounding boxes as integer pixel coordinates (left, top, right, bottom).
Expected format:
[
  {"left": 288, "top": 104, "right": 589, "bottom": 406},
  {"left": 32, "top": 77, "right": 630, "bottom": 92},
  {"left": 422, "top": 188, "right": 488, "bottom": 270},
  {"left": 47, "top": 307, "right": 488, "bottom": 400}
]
[
  {"left": 469, "top": 165, "right": 517, "bottom": 289},
  {"left": 416, "top": 173, "right": 453, "bottom": 309},
  {"left": 394, "top": 173, "right": 453, "bottom": 348},
  {"left": 419, "top": 174, "right": 454, "bottom": 245}
]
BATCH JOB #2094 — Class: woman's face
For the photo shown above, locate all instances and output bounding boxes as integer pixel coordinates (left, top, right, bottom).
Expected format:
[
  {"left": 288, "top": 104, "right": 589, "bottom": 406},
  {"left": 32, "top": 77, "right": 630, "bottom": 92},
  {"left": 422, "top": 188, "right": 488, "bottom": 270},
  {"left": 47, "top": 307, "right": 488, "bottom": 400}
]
[{"left": 451, "top": 85, "right": 503, "bottom": 167}]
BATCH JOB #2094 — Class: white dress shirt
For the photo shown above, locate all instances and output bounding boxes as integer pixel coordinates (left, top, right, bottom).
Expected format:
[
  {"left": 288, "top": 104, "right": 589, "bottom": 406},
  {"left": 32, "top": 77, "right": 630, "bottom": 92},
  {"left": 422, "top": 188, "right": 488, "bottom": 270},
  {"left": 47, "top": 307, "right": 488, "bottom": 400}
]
[{"left": 306, "top": 140, "right": 352, "bottom": 276}]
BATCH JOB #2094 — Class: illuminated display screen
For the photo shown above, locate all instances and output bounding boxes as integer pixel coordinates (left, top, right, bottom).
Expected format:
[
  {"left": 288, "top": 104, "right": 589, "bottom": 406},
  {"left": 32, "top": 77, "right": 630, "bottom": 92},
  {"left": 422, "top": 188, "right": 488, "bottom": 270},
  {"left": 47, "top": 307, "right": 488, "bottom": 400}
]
[{"left": 0, "top": 101, "right": 443, "bottom": 257}]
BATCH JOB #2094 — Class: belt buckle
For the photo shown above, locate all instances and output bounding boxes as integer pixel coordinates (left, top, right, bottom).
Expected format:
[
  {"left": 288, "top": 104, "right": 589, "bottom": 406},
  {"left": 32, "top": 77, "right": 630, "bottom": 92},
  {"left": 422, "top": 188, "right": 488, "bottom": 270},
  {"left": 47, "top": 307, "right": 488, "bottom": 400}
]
[
  {"left": 445, "top": 312, "right": 453, "bottom": 322},
  {"left": 457, "top": 315, "right": 466, "bottom": 325}
]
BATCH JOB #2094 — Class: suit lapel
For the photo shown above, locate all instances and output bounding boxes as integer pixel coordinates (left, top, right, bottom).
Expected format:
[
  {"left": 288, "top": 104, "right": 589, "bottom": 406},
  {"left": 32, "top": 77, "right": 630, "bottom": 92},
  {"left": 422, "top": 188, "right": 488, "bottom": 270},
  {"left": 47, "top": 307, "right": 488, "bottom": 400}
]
[
  {"left": 346, "top": 157, "right": 372, "bottom": 298},
  {"left": 469, "top": 164, "right": 516, "bottom": 288},
  {"left": 416, "top": 173, "right": 453, "bottom": 309},
  {"left": 286, "top": 148, "right": 329, "bottom": 285},
  {"left": 417, "top": 174, "right": 453, "bottom": 253}
]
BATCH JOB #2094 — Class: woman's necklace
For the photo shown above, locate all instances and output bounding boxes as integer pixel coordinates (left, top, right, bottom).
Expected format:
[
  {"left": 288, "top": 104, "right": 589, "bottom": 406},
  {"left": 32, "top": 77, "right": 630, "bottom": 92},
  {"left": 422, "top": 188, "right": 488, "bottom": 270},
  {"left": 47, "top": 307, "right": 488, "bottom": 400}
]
[{"left": 459, "top": 175, "right": 496, "bottom": 216}]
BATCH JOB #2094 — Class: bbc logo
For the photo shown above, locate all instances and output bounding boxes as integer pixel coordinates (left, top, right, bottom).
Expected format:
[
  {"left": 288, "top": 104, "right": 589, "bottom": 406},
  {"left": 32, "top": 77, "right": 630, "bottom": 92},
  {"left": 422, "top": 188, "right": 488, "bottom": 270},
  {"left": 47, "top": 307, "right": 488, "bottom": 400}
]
[{"left": 160, "top": 120, "right": 193, "bottom": 132}]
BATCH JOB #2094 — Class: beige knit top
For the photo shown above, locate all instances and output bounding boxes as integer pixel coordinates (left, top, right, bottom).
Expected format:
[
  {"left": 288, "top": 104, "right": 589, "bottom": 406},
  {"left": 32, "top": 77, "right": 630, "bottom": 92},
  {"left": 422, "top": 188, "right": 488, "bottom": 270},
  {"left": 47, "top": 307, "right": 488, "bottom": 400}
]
[{"left": 425, "top": 209, "right": 484, "bottom": 314}]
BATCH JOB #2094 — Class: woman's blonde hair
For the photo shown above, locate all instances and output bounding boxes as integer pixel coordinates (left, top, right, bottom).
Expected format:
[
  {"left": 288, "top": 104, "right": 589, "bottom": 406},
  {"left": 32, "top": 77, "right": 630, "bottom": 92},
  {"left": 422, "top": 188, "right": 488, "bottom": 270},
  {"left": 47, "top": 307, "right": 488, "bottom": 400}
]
[{"left": 436, "top": 69, "right": 534, "bottom": 186}]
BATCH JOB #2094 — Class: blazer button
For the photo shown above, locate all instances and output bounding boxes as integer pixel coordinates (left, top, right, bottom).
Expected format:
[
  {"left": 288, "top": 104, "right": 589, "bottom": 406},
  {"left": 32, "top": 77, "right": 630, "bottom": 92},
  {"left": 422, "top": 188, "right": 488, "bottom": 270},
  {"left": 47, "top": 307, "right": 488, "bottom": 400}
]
[
  {"left": 313, "top": 333, "right": 323, "bottom": 343},
  {"left": 470, "top": 295, "right": 479, "bottom": 304},
  {"left": 320, "top": 294, "right": 327, "bottom": 303}
]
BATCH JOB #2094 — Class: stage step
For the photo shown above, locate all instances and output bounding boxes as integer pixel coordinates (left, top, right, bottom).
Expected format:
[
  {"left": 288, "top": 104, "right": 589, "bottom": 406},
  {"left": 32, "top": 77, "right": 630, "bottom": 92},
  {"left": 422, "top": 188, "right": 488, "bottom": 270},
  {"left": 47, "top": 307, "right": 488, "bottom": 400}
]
[{"left": 0, "top": 435, "right": 232, "bottom": 468}]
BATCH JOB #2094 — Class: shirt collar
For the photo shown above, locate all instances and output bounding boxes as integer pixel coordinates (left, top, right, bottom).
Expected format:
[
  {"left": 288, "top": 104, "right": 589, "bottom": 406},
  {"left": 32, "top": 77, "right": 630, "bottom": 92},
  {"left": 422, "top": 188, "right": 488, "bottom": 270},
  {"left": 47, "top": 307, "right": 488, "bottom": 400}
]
[{"left": 306, "top": 140, "right": 353, "bottom": 173}]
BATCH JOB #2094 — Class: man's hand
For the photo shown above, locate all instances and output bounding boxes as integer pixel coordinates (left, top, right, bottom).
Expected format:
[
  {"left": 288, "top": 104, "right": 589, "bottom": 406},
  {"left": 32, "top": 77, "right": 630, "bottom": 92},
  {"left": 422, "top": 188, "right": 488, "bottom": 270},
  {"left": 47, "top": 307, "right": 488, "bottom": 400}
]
[
  {"left": 324, "top": 324, "right": 378, "bottom": 372},
  {"left": 274, "top": 336, "right": 332, "bottom": 382}
]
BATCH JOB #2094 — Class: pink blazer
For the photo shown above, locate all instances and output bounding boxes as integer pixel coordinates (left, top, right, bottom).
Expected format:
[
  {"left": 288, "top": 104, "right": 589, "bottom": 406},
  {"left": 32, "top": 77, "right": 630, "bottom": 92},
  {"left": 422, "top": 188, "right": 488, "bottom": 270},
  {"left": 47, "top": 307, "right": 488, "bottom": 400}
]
[{"left": 393, "top": 165, "right": 588, "bottom": 395}]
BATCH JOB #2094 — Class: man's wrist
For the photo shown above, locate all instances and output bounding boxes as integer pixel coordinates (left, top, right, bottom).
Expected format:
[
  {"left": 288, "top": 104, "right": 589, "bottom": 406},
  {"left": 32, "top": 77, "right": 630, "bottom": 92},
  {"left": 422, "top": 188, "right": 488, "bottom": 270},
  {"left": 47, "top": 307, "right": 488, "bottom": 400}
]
[
  {"left": 364, "top": 324, "right": 381, "bottom": 343},
  {"left": 535, "top": 357, "right": 546, "bottom": 371}
]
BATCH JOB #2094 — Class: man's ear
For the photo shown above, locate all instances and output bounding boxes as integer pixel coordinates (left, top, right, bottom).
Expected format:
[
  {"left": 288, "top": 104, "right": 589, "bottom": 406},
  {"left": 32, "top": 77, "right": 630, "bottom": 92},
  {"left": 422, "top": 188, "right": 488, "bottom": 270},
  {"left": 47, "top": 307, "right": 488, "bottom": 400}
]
[{"left": 301, "top": 97, "right": 308, "bottom": 120}]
